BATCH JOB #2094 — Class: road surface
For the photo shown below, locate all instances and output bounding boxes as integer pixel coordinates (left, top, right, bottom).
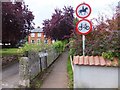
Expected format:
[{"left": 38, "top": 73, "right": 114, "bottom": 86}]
[{"left": 2, "top": 62, "right": 19, "bottom": 88}]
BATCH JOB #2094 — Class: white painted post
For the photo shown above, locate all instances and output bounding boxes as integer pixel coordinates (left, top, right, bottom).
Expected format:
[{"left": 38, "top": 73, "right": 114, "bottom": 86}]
[{"left": 82, "top": 35, "right": 85, "bottom": 56}]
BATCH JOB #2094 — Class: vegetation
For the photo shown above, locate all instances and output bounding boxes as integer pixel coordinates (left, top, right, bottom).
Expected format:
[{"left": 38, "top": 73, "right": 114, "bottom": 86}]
[
  {"left": 1, "top": 48, "right": 21, "bottom": 56},
  {"left": 52, "top": 40, "right": 68, "bottom": 53},
  {"left": 69, "top": 29, "right": 120, "bottom": 60},
  {"left": 1, "top": 48, "right": 20, "bottom": 67},
  {"left": 102, "top": 51, "right": 120, "bottom": 61},
  {"left": 43, "top": 6, "right": 74, "bottom": 40},
  {"left": 18, "top": 42, "right": 51, "bottom": 56},
  {"left": 67, "top": 56, "right": 73, "bottom": 88},
  {"left": 2, "top": 1, "right": 34, "bottom": 47},
  {"left": 16, "top": 40, "right": 67, "bottom": 55}
]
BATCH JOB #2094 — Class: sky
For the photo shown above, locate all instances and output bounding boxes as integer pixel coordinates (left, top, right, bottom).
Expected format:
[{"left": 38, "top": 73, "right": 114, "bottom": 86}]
[{"left": 24, "top": 0, "right": 120, "bottom": 28}]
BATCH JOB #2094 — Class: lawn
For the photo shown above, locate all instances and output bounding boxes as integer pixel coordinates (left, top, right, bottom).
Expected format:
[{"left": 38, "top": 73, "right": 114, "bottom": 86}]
[{"left": 0, "top": 48, "right": 21, "bottom": 56}]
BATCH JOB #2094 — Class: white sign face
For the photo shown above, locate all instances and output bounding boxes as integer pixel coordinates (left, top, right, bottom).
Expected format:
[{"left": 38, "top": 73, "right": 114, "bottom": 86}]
[
  {"left": 76, "top": 3, "right": 91, "bottom": 18},
  {"left": 76, "top": 19, "right": 92, "bottom": 35}
]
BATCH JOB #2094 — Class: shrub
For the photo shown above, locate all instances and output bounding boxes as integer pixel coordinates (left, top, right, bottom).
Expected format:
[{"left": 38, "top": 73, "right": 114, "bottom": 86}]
[
  {"left": 69, "top": 30, "right": 120, "bottom": 60},
  {"left": 18, "top": 43, "right": 51, "bottom": 56},
  {"left": 52, "top": 41, "right": 66, "bottom": 53},
  {"left": 102, "top": 51, "right": 120, "bottom": 60},
  {"left": 102, "top": 51, "right": 114, "bottom": 60}
]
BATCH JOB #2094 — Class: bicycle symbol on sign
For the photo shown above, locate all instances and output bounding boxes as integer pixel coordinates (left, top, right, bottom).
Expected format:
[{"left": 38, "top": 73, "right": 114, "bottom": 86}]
[{"left": 78, "top": 23, "right": 90, "bottom": 31}]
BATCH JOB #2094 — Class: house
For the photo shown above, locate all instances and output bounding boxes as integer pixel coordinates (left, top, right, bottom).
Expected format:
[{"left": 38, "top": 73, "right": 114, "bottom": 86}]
[
  {"left": 28, "top": 27, "right": 52, "bottom": 44},
  {"left": 73, "top": 56, "right": 119, "bottom": 88}
]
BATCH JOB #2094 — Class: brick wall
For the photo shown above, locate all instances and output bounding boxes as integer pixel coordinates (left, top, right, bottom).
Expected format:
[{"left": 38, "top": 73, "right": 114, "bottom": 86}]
[{"left": 28, "top": 32, "right": 52, "bottom": 44}]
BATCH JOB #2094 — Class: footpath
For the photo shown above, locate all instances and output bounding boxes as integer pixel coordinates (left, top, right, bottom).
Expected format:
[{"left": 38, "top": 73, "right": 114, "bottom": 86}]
[{"left": 40, "top": 51, "right": 69, "bottom": 88}]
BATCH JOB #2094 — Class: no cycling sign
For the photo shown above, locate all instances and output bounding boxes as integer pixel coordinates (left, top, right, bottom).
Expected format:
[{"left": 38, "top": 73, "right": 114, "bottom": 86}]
[
  {"left": 76, "top": 19, "right": 92, "bottom": 35},
  {"left": 75, "top": 3, "right": 92, "bottom": 56}
]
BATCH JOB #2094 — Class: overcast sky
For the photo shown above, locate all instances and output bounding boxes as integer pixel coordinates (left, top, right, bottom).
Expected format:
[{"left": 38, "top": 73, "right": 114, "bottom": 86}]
[{"left": 24, "top": 0, "right": 119, "bottom": 28}]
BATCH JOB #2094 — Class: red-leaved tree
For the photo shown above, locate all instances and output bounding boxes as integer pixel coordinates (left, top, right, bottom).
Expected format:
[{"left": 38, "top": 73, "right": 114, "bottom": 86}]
[
  {"left": 2, "top": 2, "right": 34, "bottom": 47},
  {"left": 43, "top": 6, "right": 74, "bottom": 40}
]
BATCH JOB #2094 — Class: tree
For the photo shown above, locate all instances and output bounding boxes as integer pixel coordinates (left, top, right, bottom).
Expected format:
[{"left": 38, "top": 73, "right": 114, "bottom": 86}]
[
  {"left": 2, "top": 2, "right": 34, "bottom": 47},
  {"left": 43, "top": 6, "right": 74, "bottom": 40},
  {"left": 116, "top": 2, "right": 120, "bottom": 30}
]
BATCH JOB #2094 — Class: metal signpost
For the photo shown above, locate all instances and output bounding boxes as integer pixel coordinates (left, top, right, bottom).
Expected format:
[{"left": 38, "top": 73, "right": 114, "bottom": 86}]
[{"left": 76, "top": 3, "right": 92, "bottom": 56}]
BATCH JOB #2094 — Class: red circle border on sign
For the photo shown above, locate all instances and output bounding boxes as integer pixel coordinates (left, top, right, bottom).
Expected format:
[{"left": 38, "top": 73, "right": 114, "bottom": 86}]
[
  {"left": 76, "top": 19, "right": 92, "bottom": 35},
  {"left": 76, "top": 3, "right": 92, "bottom": 19}
]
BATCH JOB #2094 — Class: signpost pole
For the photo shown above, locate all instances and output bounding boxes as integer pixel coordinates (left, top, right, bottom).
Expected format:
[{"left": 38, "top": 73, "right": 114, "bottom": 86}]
[
  {"left": 76, "top": 3, "right": 92, "bottom": 56},
  {"left": 82, "top": 35, "right": 85, "bottom": 56}
]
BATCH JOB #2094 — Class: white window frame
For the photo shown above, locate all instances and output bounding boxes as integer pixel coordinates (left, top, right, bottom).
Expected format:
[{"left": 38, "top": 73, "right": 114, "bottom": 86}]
[
  {"left": 38, "top": 33, "right": 41, "bottom": 37},
  {"left": 31, "top": 33, "right": 35, "bottom": 37}
]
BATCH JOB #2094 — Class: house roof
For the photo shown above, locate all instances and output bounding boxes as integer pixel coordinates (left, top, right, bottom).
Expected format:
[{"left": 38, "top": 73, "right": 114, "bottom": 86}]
[
  {"left": 73, "top": 56, "right": 119, "bottom": 67},
  {"left": 30, "top": 28, "right": 43, "bottom": 33}
]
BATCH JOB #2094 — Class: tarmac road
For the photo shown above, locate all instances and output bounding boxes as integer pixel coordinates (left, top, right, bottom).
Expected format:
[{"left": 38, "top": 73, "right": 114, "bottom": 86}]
[{"left": 2, "top": 62, "right": 19, "bottom": 88}]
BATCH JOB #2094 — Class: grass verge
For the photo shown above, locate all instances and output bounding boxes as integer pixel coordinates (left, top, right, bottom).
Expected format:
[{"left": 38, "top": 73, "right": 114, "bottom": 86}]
[
  {"left": 0, "top": 48, "right": 21, "bottom": 56},
  {"left": 67, "top": 55, "right": 73, "bottom": 88}
]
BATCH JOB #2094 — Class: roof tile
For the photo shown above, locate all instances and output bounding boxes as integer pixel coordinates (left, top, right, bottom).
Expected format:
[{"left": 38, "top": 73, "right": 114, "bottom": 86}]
[
  {"left": 84, "top": 56, "right": 89, "bottom": 65},
  {"left": 112, "top": 58, "right": 118, "bottom": 66},
  {"left": 89, "top": 56, "right": 94, "bottom": 65},
  {"left": 79, "top": 56, "right": 84, "bottom": 65},
  {"left": 99, "top": 56, "right": 106, "bottom": 66},
  {"left": 94, "top": 56, "right": 100, "bottom": 65},
  {"left": 73, "top": 56, "right": 79, "bottom": 64},
  {"left": 106, "top": 60, "right": 112, "bottom": 66},
  {"left": 73, "top": 56, "right": 119, "bottom": 67}
]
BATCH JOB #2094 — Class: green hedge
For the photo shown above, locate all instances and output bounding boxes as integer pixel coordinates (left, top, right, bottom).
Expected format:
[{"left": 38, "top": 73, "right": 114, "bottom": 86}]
[
  {"left": 69, "top": 30, "right": 120, "bottom": 61},
  {"left": 52, "top": 40, "right": 66, "bottom": 53}
]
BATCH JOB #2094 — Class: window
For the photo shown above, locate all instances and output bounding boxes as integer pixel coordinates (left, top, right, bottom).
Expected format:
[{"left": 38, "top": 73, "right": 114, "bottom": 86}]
[
  {"left": 31, "top": 33, "right": 35, "bottom": 37},
  {"left": 37, "top": 39, "right": 40, "bottom": 43},
  {"left": 38, "top": 33, "right": 41, "bottom": 37},
  {"left": 31, "top": 40, "right": 35, "bottom": 43},
  {"left": 44, "top": 39, "right": 48, "bottom": 44}
]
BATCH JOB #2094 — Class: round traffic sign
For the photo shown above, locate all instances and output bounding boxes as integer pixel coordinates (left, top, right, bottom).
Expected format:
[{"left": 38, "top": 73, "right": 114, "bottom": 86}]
[
  {"left": 76, "top": 3, "right": 91, "bottom": 18},
  {"left": 76, "top": 19, "right": 92, "bottom": 35}
]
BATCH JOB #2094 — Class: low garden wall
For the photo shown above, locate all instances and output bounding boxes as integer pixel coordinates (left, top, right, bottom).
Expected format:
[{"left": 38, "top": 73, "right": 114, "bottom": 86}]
[
  {"left": 73, "top": 56, "right": 120, "bottom": 89},
  {"left": 74, "top": 65, "right": 119, "bottom": 88},
  {"left": 19, "top": 48, "right": 60, "bottom": 87}
]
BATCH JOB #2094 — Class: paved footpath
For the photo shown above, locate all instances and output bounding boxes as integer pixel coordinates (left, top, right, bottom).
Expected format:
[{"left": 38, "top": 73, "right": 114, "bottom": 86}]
[{"left": 41, "top": 51, "right": 69, "bottom": 88}]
